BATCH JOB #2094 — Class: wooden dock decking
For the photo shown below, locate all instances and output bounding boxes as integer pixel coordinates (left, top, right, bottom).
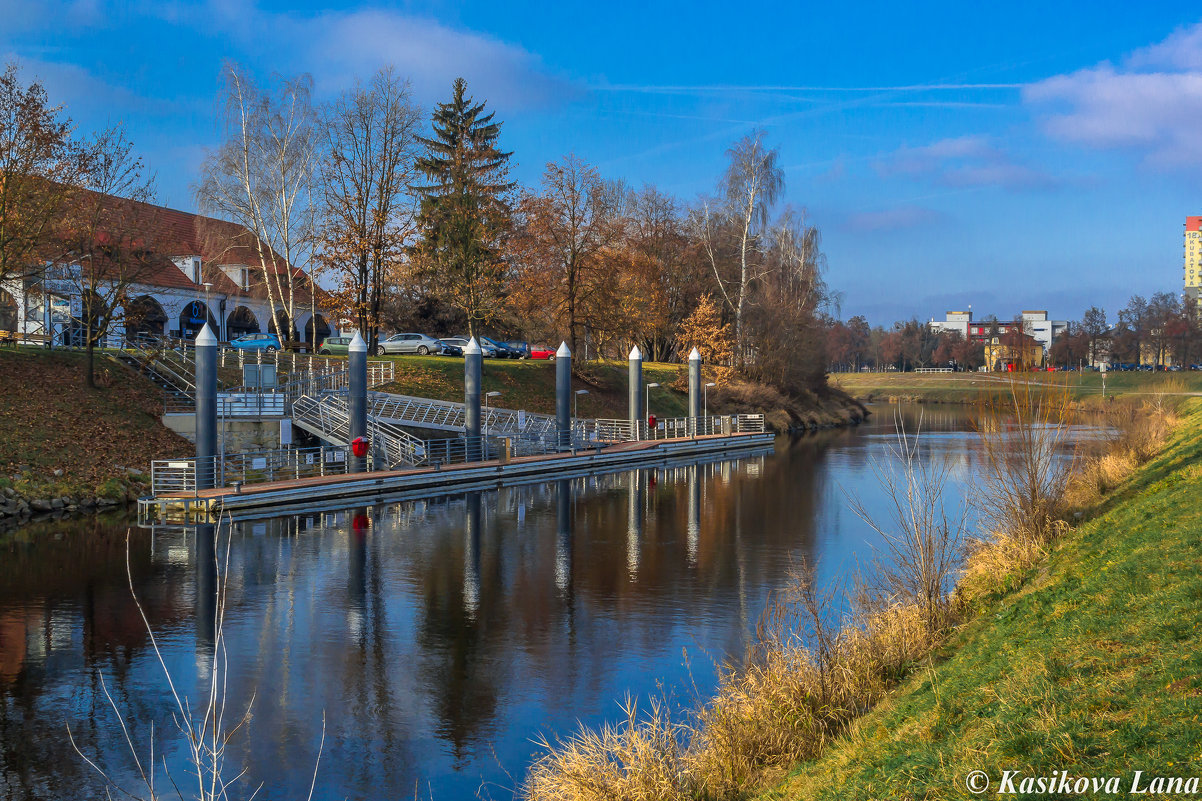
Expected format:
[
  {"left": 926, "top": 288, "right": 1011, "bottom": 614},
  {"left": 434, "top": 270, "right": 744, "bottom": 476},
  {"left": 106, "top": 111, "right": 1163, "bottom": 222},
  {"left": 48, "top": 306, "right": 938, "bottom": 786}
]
[{"left": 142, "top": 432, "right": 775, "bottom": 521}]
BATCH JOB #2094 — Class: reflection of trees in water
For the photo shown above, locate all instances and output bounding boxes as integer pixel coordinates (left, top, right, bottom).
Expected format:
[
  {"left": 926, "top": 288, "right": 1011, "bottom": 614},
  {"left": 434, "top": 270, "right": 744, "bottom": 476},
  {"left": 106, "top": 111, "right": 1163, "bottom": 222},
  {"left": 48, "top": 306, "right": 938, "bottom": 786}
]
[
  {"left": 0, "top": 435, "right": 843, "bottom": 800},
  {"left": 0, "top": 518, "right": 192, "bottom": 801}
]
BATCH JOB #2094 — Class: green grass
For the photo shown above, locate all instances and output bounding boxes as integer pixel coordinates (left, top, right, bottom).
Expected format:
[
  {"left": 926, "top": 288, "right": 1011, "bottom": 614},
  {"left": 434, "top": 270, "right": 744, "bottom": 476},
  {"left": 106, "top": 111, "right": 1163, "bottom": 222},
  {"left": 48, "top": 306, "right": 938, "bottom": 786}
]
[
  {"left": 831, "top": 370, "right": 1202, "bottom": 406},
  {"left": 759, "top": 399, "right": 1202, "bottom": 800},
  {"left": 374, "top": 355, "right": 692, "bottom": 419}
]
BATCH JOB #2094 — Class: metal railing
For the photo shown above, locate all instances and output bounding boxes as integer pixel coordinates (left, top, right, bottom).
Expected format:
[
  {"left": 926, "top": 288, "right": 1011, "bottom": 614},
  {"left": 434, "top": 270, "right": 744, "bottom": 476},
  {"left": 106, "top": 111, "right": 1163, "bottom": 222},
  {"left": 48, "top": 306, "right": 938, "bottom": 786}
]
[
  {"left": 151, "top": 446, "right": 375, "bottom": 497},
  {"left": 586, "top": 414, "right": 766, "bottom": 442},
  {"left": 366, "top": 391, "right": 559, "bottom": 435}
]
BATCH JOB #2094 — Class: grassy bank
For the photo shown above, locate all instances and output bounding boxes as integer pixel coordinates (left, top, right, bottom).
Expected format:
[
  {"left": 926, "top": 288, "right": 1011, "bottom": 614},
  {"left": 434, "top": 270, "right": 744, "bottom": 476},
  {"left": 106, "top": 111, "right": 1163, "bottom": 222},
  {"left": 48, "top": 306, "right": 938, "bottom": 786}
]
[
  {"left": 0, "top": 347, "right": 190, "bottom": 502},
  {"left": 522, "top": 388, "right": 1197, "bottom": 800},
  {"left": 376, "top": 355, "right": 865, "bottom": 430},
  {"left": 757, "top": 399, "right": 1202, "bottom": 799},
  {"left": 831, "top": 370, "right": 1202, "bottom": 408}
]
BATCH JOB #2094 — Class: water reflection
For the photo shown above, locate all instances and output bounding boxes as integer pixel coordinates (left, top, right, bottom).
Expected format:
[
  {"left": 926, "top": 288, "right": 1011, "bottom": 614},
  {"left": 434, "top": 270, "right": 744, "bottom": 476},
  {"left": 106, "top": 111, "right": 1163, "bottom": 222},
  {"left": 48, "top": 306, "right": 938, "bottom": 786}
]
[{"left": 0, "top": 405, "right": 1091, "bottom": 800}]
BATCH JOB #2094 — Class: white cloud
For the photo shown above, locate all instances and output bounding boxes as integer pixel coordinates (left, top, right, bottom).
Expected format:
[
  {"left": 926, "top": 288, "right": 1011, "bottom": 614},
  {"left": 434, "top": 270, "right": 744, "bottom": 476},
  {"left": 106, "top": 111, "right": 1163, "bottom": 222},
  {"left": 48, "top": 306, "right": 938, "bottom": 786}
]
[
  {"left": 875, "top": 135, "right": 1055, "bottom": 189},
  {"left": 1024, "top": 21, "right": 1202, "bottom": 167}
]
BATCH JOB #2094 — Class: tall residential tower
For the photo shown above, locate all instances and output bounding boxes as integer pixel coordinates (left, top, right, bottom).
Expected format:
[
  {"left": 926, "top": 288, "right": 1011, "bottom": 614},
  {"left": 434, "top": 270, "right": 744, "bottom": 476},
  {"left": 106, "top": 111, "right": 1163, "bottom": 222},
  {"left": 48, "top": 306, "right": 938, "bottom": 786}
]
[{"left": 1185, "top": 216, "right": 1202, "bottom": 300}]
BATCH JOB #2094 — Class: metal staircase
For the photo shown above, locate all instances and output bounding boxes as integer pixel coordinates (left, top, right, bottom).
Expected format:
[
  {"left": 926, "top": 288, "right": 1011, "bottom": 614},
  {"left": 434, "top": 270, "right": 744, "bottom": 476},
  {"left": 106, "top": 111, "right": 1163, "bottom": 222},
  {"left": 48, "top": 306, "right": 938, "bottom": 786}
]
[
  {"left": 117, "top": 337, "right": 199, "bottom": 408},
  {"left": 292, "top": 394, "right": 429, "bottom": 468}
]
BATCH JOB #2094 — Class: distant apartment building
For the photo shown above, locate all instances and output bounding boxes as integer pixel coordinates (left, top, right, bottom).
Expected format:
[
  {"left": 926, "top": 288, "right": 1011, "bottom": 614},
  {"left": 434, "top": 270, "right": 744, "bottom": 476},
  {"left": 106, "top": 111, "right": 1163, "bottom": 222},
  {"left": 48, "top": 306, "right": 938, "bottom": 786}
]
[
  {"left": 929, "top": 309, "right": 1068, "bottom": 352},
  {"left": 1185, "top": 216, "right": 1202, "bottom": 300}
]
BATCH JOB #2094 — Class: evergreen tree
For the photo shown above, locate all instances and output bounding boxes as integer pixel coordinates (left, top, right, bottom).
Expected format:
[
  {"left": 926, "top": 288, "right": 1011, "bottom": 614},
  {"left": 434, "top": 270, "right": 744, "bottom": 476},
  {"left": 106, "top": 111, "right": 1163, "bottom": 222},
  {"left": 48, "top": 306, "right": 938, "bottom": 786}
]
[{"left": 412, "top": 78, "right": 514, "bottom": 337}]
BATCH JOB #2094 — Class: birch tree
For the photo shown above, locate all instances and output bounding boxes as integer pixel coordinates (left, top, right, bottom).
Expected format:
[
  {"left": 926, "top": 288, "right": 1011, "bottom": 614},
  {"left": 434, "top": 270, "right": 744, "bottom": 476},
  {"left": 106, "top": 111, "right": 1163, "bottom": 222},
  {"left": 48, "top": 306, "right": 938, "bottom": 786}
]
[
  {"left": 197, "top": 64, "right": 318, "bottom": 345},
  {"left": 696, "top": 131, "right": 783, "bottom": 366}
]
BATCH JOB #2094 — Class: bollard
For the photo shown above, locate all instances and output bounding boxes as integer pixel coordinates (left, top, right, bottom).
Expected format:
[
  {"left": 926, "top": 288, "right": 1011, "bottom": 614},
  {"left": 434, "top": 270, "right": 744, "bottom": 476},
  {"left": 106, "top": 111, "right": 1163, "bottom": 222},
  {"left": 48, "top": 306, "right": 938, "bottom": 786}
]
[
  {"left": 195, "top": 324, "right": 218, "bottom": 490},
  {"left": 628, "top": 345, "right": 643, "bottom": 441},
  {"left": 688, "top": 347, "right": 702, "bottom": 434},
  {"left": 465, "top": 337, "right": 483, "bottom": 461},
  {"left": 555, "top": 341, "right": 572, "bottom": 450},
  {"left": 349, "top": 332, "right": 368, "bottom": 473}
]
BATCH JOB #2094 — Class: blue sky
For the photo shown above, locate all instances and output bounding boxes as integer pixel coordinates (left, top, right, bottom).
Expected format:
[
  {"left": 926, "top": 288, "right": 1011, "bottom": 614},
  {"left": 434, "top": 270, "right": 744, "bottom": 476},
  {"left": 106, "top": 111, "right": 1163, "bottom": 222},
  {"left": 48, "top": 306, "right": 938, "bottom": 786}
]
[{"left": 4, "top": 0, "right": 1201, "bottom": 324}]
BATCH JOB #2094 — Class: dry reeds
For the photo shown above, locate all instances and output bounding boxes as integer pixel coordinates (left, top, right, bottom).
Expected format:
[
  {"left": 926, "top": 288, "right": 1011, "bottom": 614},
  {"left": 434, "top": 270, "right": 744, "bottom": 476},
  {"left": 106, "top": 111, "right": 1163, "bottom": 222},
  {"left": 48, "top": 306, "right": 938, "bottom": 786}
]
[{"left": 524, "top": 696, "right": 692, "bottom": 801}]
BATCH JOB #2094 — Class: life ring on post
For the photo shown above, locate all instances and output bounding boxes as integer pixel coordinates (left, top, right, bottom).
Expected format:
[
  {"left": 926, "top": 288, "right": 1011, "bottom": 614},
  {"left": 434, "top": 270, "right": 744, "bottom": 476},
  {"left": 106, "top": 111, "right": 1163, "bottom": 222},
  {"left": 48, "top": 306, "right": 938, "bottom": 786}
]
[{"left": 351, "top": 436, "right": 369, "bottom": 458}]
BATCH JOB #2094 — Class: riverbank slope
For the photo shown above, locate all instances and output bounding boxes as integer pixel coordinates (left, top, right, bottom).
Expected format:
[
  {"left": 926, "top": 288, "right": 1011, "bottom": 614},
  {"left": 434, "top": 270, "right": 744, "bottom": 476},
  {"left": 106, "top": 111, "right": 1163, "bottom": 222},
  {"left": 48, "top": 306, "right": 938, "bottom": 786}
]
[
  {"left": 760, "top": 398, "right": 1202, "bottom": 800},
  {"left": 831, "top": 370, "right": 1202, "bottom": 407},
  {"left": 0, "top": 348, "right": 191, "bottom": 518},
  {"left": 377, "top": 356, "right": 866, "bottom": 432}
]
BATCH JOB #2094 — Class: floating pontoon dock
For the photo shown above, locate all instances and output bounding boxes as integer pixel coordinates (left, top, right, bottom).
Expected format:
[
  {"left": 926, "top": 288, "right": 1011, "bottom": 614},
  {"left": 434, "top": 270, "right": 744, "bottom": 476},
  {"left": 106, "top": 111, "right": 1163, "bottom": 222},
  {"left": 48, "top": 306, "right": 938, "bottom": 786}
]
[{"left": 140, "top": 431, "right": 775, "bottom": 522}]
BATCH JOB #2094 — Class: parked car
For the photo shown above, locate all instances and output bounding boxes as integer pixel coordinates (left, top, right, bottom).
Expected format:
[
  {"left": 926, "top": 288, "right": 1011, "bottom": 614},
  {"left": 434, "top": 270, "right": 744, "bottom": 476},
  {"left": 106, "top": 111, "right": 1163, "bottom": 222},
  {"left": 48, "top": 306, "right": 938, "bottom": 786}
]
[
  {"left": 378, "top": 333, "right": 444, "bottom": 355},
  {"left": 439, "top": 339, "right": 463, "bottom": 357},
  {"left": 529, "top": 345, "right": 556, "bottom": 360},
  {"left": 502, "top": 340, "right": 531, "bottom": 359},
  {"left": 317, "top": 335, "right": 353, "bottom": 355},
  {"left": 482, "top": 336, "right": 520, "bottom": 359},
  {"left": 230, "top": 332, "right": 282, "bottom": 352},
  {"left": 443, "top": 336, "right": 496, "bottom": 357}
]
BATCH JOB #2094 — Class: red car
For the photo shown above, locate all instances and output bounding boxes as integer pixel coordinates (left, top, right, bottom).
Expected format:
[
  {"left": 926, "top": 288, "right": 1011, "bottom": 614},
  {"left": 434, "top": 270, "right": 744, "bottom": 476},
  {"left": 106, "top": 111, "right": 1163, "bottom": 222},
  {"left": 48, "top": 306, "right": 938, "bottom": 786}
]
[{"left": 529, "top": 345, "right": 556, "bottom": 360}]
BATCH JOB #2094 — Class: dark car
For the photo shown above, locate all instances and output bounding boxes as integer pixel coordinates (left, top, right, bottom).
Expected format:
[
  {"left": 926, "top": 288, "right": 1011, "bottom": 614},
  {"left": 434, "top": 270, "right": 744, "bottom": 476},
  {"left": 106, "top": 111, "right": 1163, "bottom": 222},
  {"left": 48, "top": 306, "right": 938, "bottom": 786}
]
[
  {"left": 439, "top": 339, "right": 464, "bottom": 357},
  {"left": 501, "top": 340, "right": 531, "bottom": 359},
  {"left": 482, "top": 337, "right": 520, "bottom": 359}
]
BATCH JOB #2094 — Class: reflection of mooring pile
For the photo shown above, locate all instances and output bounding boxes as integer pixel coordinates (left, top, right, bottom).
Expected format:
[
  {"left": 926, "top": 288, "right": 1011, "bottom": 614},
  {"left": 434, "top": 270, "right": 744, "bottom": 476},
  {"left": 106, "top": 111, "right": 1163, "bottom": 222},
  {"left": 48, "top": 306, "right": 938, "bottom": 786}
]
[{"left": 139, "top": 333, "right": 771, "bottom": 523}]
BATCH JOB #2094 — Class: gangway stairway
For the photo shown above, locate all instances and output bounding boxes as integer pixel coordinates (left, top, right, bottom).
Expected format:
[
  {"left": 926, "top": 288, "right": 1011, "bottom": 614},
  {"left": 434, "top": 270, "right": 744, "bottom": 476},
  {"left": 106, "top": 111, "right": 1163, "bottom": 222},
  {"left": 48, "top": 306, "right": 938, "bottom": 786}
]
[
  {"left": 116, "top": 339, "right": 202, "bottom": 408},
  {"left": 293, "top": 394, "right": 430, "bottom": 468}
]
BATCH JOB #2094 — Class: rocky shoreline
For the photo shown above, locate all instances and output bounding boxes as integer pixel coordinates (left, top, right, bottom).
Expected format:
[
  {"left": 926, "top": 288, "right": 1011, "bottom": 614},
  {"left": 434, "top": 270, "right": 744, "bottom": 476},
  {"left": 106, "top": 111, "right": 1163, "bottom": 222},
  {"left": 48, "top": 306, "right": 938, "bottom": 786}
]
[{"left": 0, "top": 486, "right": 131, "bottom": 531}]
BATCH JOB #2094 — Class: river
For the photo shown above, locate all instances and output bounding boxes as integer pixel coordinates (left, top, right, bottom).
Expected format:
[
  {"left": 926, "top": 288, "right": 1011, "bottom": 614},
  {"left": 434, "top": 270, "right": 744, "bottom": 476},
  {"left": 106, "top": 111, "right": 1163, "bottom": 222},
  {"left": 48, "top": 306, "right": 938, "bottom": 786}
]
[{"left": 0, "top": 405, "right": 1090, "bottom": 800}]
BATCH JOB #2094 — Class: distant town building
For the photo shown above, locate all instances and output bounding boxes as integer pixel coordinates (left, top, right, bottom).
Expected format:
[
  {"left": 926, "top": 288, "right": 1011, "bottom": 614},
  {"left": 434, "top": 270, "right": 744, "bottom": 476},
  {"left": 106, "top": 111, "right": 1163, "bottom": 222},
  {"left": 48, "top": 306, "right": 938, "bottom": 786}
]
[
  {"left": 983, "top": 330, "right": 1045, "bottom": 372},
  {"left": 1185, "top": 216, "right": 1202, "bottom": 300},
  {"left": 929, "top": 309, "right": 1067, "bottom": 353}
]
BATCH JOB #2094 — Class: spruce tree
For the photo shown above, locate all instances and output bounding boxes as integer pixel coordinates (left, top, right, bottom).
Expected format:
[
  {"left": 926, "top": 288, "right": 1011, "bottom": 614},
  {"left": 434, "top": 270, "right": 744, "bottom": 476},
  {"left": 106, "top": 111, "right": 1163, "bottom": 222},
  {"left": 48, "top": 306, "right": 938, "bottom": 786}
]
[{"left": 412, "top": 78, "right": 514, "bottom": 337}]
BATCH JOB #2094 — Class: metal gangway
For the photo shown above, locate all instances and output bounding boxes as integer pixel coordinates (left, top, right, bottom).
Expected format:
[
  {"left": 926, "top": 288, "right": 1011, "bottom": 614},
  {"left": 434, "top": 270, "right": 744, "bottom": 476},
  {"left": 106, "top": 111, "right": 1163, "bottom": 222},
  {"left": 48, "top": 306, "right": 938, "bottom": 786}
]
[
  {"left": 366, "top": 391, "right": 560, "bottom": 436},
  {"left": 292, "top": 394, "right": 429, "bottom": 468}
]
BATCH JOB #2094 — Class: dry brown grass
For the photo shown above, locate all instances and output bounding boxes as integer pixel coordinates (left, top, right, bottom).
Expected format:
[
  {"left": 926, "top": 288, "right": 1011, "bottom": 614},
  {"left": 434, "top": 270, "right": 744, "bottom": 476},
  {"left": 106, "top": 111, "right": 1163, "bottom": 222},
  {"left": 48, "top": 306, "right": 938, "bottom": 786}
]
[{"left": 524, "top": 697, "right": 692, "bottom": 801}]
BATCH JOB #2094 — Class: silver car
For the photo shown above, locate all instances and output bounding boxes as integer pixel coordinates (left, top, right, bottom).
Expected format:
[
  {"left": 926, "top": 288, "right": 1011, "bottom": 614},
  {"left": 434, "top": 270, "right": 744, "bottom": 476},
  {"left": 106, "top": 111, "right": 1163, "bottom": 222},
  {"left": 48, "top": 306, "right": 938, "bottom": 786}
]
[{"left": 378, "top": 333, "right": 444, "bottom": 355}]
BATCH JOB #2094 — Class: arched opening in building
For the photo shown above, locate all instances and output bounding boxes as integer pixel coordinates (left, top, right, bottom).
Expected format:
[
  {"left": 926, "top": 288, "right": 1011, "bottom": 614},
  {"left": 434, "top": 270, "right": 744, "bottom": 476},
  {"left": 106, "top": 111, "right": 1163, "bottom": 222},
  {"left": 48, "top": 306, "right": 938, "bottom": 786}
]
[
  {"left": 267, "top": 309, "right": 298, "bottom": 343},
  {"left": 124, "top": 295, "right": 167, "bottom": 341},
  {"left": 304, "top": 313, "right": 331, "bottom": 348},
  {"left": 0, "top": 288, "right": 16, "bottom": 332},
  {"left": 177, "top": 300, "right": 218, "bottom": 340},
  {"left": 226, "top": 306, "right": 260, "bottom": 339}
]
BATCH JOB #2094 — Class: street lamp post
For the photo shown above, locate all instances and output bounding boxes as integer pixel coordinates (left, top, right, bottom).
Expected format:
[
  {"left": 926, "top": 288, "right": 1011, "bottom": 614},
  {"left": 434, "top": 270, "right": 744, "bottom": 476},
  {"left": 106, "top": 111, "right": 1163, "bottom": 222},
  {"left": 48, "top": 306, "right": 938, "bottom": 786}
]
[
  {"left": 485, "top": 390, "right": 502, "bottom": 412},
  {"left": 704, "top": 382, "right": 716, "bottom": 422},
  {"left": 574, "top": 388, "right": 589, "bottom": 420},
  {"left": 645, "top": 382, "right": 660, "bottom": 425}
]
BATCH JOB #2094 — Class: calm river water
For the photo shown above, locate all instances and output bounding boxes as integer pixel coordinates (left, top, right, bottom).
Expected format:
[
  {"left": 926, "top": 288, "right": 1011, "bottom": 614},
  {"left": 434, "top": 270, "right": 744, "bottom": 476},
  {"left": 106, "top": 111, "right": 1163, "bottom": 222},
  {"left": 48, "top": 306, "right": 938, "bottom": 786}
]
[{"left": 0, "top": 405, "right": 1087, "bottom": 800}]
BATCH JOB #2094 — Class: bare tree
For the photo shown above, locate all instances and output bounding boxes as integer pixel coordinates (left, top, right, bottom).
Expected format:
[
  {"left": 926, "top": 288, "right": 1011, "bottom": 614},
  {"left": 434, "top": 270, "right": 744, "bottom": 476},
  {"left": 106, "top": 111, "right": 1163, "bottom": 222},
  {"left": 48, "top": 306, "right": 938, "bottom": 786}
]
[
  {"left": 0, "top": 61, "right": 86, "bottom": 284},
  {"left": 318, "top": 66, "right": 422, "bottom": 351},
  {"left": 198, "top": 64, "right": 318, "bottom": 346},
  {"left": 54, "top": 125, "right": 159, "bottom": 387},
  {"left": 695, "top": 132, "right": 784, "bottom": 366},
  {"left": 849, "top": 411, "right": 967, "bottom": 629}
]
